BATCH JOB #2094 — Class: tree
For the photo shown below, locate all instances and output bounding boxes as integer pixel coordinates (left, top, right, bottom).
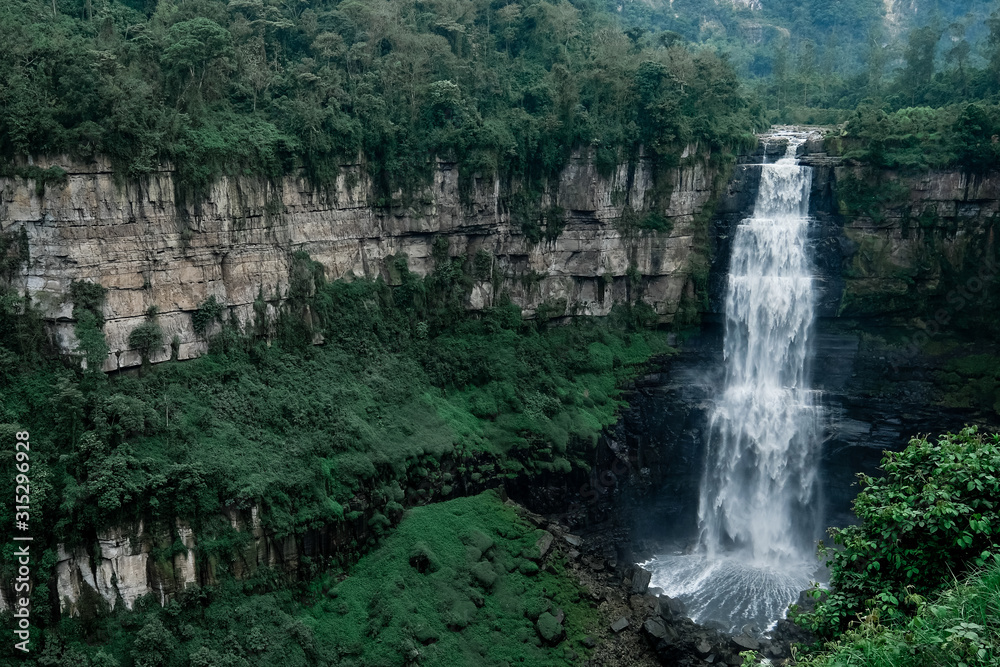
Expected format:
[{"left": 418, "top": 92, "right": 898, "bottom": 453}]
[
  {"left": 954, "top": 103, "right": 999, "bottom": 173},
  {"left": 161, "top": 17, "right": 234, "bottom": 108},
  {"left": 986, "top": 10, "right": 1000, "bottom": 94},
  {"left": 898, "top": 25, "right": 941, "bottom": 105}
]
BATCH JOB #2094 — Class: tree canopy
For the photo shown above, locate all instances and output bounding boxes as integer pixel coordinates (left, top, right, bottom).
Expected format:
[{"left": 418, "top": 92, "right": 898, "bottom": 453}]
[{"left": 0, "top": 0, "right": 761, "bottom": 199}]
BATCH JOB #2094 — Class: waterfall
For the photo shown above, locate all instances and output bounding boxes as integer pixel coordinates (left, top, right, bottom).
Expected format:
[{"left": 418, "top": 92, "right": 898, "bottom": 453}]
[
  {"left": 646, "top": 132, "right": 823, "bottom": 634},
  {"left": 699, "top": 136, "right": 820, "bottom": 563}
]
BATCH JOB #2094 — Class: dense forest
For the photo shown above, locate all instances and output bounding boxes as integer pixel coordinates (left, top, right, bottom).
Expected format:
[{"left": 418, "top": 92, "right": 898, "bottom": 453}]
[
  {"left": 0, "top": 1, "right": 767, "bottom": 663},
  {"left": 614, "top": 0, "right": 1000, "bottom": 123},
  {"left": 0, "top": 0, "right": 758, "bottom": 201},
  {"left": 4, "top": 0, "right": 1000, "bottom": 665}
]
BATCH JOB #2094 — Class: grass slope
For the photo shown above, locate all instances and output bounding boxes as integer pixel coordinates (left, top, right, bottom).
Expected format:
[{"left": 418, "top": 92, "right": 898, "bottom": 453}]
[{"left": 3, "top": 492, "right": 597, "bottom": 667}]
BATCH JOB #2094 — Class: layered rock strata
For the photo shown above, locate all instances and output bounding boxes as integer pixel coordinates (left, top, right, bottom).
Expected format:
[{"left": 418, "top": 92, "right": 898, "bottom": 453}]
[{"left": 0, "top": 152, "right": 719, "bottom": 371}]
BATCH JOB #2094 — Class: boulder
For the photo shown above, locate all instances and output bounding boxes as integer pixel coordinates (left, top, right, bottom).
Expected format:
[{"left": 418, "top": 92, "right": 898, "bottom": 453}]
[
  {"left": 732, "top": 634, "right": 759, "bottom": 651},
  {"left": 630, "top": 566, "right": 652, "bottom": 594},
  {"left": 642, "top": 618, "right": 669, "bottom": 641},
  {"left": 535, "top": 531, "right": 554, "bottom": 559},
  {"left": 536, "top": 611, "right": 565, "bottom": 645},
  {"left": 656, "top": 595, "right": 688, "bottom": 621}
]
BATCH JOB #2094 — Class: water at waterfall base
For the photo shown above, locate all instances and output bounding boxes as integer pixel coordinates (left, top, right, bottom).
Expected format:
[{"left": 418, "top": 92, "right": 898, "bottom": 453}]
[
  {"left": 644, "top": 133, "right": 824, "bottom": 635},
  {"left": 643, "top": 551, "right": 822, "bottom": 634}
]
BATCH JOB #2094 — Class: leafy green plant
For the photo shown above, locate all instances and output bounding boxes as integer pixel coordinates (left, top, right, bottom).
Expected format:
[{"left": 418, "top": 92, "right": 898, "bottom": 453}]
[
  {"left": 128, "top": 310, "right": 164, "bottom": 368},
  {"left": 0, "top": 0, "right": 757, "bottom": 202},
  {"left": 192, "top": 295, "right": 225, "bottom": 336},
  {"left": 799, "top": 427, "right": 1000, "bottom": 638},
  {"left": 798, "top": 560, "right": 1000, "bottom": 667}
]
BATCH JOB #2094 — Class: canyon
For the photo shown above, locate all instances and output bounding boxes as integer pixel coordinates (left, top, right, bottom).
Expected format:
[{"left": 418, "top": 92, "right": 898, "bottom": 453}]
[{"left": 5, "top": 133, "right": 1000, "bottom": 624}]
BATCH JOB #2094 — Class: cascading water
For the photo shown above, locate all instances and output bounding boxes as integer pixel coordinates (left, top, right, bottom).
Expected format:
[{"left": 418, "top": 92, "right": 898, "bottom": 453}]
[{"left": 645, "top": 132, "right": 824, "bottom": 634}]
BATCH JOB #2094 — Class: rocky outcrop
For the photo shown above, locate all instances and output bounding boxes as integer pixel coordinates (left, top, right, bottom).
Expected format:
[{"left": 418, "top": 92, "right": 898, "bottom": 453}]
[
  {"left": 52, "top": 508, "right": 299, "bottom": 616},
  {"left": 0, "top": 152, "right": 721, "bottom": 371},
  {"left": 56, "top": 526, "right": 151, "bottom": 615},
  {"left": 834, "top": 168, "right": 1000, "bottom": 319}
]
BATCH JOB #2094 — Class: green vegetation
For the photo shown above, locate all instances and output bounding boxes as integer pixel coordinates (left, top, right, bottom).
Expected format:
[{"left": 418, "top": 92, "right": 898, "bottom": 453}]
[
  {"left": 612, "top": 0, "right": 1000, "bottom": 126},
  {"left": 812, "top": 11, "right": 1000, "bottom": 171},
  {"left": 1, "top": 492, "right": 597, "bottom": 666},
  {"left": 0, "top": 262, "right": 671, "bottom": 538},
  {"left": 307, "top": 492, "right": 593, "bottom": 666},
  {"left": 797, "top": 427, "right": 1000, "bottom": 639},
  {"left": 801, "top": 560, "right": 1000, "bottom": 667},
  {"left": 0, "top": 240, "right": 671, "bottom": 660},
  {"left": 937, "top": 354, "right": 1000, "bottom": 415},
  {"left": 831, "top": 102, "right": 1000, "bottom": 171},
  {"left": 0, "top": 0, "right": 759, "bottom": 204}
]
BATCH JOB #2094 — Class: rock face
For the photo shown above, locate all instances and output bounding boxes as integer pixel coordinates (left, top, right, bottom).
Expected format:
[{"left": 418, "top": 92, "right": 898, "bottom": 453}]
[
  {"left": 711, "top": 135, "right": 1000, "bottom": 323},
  {"left": 0, "top": 152, "right": 721, "bottom": 371},
  {"left": 51, "top": 506, "right": 308, "bottom": 616},
  {"left": 834, "top": 167, "right": 1000, "bottom": 320}
]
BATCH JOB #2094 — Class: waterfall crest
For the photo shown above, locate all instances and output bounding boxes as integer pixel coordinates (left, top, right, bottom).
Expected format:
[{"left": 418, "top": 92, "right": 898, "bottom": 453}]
[{"left": 646, "top": 133, "right": 823, "bottom": 634}]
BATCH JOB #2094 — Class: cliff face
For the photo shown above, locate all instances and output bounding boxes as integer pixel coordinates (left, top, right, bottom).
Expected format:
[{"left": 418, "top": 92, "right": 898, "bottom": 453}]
[
  {"left": 833, "top": 168, "right": 1000, "bottom": 319},
  {"left": 707, "top": 135, "right": 1000, "bottom": 324},
  {"left": 52, "top": 510, "right": 295, "bottom": 617},
  {"left": 1, "top": 153, "right": 719, "bottom": 371}
]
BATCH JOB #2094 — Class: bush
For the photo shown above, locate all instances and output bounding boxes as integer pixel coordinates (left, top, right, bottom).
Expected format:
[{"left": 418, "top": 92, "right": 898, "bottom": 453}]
[
  {"left": 129, "top": 320, "right": 163, "bottom": 364},
  {"left": 800, "top": 427, "right": 1000, "bottom": 638},
  {"left": 800, "top": 560, "right": 1000, "bottom": 667},
  {"left": 192, "top": 295, "right": 225, "bottom": 336}
]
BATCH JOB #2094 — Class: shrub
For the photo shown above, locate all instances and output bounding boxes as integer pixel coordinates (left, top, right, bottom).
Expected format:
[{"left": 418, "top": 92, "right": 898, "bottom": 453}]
[
  {"left": 69, "top": 280, "right": 107, "bottom": 325},
  {"left": 192, "top": 295, "right": 225, "bottom": 336},
  {"left": 129, "top": 320, "right": 163, "bottom": 365},
  {"left": 799, "top": 561, "right": 1000, "bottom": 667},
  {"left": 800, "top": 427, "right": 1000, "bottom": 638}
]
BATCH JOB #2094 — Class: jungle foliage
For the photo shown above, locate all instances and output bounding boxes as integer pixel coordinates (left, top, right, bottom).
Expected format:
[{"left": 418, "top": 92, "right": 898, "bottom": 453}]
[
  {"left": 797, "top": 427, "right": 1000, "bottom": 641},
  {"left": 0, "top": 242, "right": 671, "bottom": 661},
  {"left": 2, "top": 492, "right": 598, "bottom": 666},
  {"left": 801, "top": 559, "right": 1000, "bottom": 667},
  {"left": 0, "top": 0, "right": 760, "bottom": 200}
]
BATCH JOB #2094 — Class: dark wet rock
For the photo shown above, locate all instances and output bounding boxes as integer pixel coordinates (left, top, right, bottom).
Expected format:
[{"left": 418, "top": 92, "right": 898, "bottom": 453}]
[
  {"left": 770, "top": 617, "right": 817, "bottom": 648},
  {"left": 731, "top": 634, "right": 759, "bottom": 651},
  {"left": 656, "top": 595, "right": 688, "bottom": 622},
  {"left": 535, "top": 531, "right": 554, "bottom": 559},
  {"left": 630, "top": 565, "right": 652, "bottom": 594},
  {"left": 642, "top": 618, "right": 669, "bottom": 641}
]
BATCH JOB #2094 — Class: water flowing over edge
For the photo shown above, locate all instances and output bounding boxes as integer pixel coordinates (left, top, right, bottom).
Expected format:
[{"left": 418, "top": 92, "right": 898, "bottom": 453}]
[{"left": 646, "top": 132, "right": 825, "bottom": 635}]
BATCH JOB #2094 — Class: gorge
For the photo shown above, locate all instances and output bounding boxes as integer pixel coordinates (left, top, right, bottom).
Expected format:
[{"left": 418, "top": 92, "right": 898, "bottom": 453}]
[
  {"left": 4, "top": 127, "right": 1000, "bottom": 666},
  {"left": 5, "top": 0, "right": 1000, "bottom": 663}
]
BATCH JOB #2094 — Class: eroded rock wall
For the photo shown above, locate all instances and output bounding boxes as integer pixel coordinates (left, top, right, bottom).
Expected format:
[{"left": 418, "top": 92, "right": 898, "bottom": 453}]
[
  {"left": 0, "top": 152, "right": 720, "bottom": 371},
  {"left": 834, "top": 168, "right": 1000, "bottom": 318},
  {"left": 51, "top": 509, "right": 298, "bottom": 616}
]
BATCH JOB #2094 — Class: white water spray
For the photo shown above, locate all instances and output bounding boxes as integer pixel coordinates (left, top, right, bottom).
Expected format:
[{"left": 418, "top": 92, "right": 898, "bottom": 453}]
[{"left": 647, "top": 132, "right": 823, "bottom": 633}]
